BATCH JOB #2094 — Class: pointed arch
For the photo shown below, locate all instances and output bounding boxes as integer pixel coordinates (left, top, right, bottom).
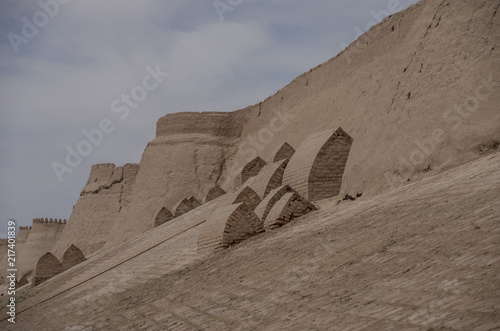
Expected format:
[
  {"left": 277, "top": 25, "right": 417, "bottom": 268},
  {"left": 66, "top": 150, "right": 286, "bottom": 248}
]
[
  {"left": 273, "top": 142, "right": 296, "bottom": 162},
  {"left": 62, "top": 244, "right": 86, "bottom": 272},
  {"left": 235, "top": 156, "right": 268, "bottom": 188},
  {"left": 32, "top": 252, "right": 62, "bottom": 287},
  {"left": 154, "top": 207, "right": 174, "bottom": 227},
  {"left": 204, "top": 186, "right": 226, "bottom": 203},
  {"left": 283, "top": 127, "right": 353, "bottom": 200},
  {"left": 233, "top": 186, "right": 262, "bottom": 211}
]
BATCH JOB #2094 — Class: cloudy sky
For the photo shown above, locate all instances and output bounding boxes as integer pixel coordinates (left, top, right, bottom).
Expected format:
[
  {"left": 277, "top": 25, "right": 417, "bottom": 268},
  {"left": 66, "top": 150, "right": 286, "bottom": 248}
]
[{"left": 0, "top": 0, "right": 418, "bottom": 236}]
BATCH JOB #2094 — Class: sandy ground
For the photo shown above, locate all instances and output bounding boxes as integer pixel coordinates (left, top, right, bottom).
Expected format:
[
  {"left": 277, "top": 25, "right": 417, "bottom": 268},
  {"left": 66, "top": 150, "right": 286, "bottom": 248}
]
[{"left": 1, "top": 150, "right": 499, "bottom": 330}]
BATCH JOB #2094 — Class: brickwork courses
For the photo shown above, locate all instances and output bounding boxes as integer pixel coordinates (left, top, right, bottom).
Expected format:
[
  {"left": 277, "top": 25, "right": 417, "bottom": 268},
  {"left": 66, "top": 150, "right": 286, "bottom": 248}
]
[
  {"left": 233, "top": 186, "right": 262, "bottom": 211},
  {"left": 174, "top": 196, "right": 202, "bottom": 217},
  {"left": 273, "top": 142, "right": 296, "bottom": 163},
  {"left": 197, "top": 202, "right": 262, "bottom": 252},
  {"left": 204, "top": 185, "right": 226, "bottom": 203},
  {"left": 154, "top": 207, "right": 174, "bottom": 227},
  {"left": 4, "top": 153, "right": 499, "bottom": 330},
  {"left": 246, "top": 159, "right": 289, "bottom": 200},
  {"left": 254, "top": 185, "right": 295, "bottom": 222},
  {"left": 283, "top": 127, "right": 353, "bottom": 201},
  {"left": 263, "top": 192, "right": 316, "bottom": 230},
  {"left": 234, "top": 156, "right": 268, "bottom": 189}
]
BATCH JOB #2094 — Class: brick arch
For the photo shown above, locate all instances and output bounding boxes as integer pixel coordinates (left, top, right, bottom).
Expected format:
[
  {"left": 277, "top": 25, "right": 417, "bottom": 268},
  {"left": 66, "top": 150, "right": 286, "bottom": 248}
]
[
  {"left": 233, "top": 186, "right": 262, "bottom": 211},
  {"left": 16, "top": 274, "right": 29, "bottom": 288},
  {"left": 174, "top": 197, "right": 201, "bottom": 217},
  {"left": 62, "top": 244, "right": 86, "bottom": 272},
  {"left": 33, "top": 252, "right": 62, "bottom": 287},
  {"left": 197, "top": 203, "right": 262, "bottom": 251},
  {"left": 264, "top": 192, "right": 316, "bottom": 230},
  {"left": 254, "top": 185, "right": 295, "bottom": 222},
  {"left": 204, "top": 185, "right": 226, "bottom": 203},
  {"left": 235, "top": 156, "right": 268, "bottom": 188},
  {"left": 154, "top": 207, "right": 174, "bottom": 227},
  {"left": 246, "top": 159, "right": 289, "bottom": 199},
  {"left": 283, "top": 127, "right": 353, "bottom": 201},
  {"left": 273, "top": 142, "right": 296, "bottom": 162}
]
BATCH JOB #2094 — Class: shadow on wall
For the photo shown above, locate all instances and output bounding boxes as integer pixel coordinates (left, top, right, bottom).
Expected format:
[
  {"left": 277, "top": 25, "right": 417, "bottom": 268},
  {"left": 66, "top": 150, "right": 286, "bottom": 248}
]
[
  {"left": 194, "top": 127, "right": 353, "bottom": 252},
  {"left": 32, "top": 244, "right": 86, "bottom": 287}
]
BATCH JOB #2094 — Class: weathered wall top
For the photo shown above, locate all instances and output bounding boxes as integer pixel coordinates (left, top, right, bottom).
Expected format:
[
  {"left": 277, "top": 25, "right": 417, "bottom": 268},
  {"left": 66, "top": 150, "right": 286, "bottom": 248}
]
[{"left": 156, "top": 110, "right": 250, "bottom": 138}]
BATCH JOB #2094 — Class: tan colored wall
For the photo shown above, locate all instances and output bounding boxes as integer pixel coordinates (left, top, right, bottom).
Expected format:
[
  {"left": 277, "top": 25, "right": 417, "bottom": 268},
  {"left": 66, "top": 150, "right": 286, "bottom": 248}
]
[
  {"left": 15, "top": 220, "right": 66, "bottom": 279},
  {"left": 227, "top": 0, "right": 500, "bottom": 199},
  {"left": 55, "top": 0, "right": 500, "bottom": 254},
  {"left": 104, "top": 110, "right": 251, "bottom": 249},
  {"left": 52, "top": 163, "right": 138, "bottom": 258}
]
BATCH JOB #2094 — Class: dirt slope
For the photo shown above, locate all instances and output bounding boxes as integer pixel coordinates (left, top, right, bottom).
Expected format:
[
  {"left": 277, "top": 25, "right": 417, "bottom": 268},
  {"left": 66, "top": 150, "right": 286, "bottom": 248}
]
[{"left": 2, "top": 150, "right": 499, "bottom": 330}]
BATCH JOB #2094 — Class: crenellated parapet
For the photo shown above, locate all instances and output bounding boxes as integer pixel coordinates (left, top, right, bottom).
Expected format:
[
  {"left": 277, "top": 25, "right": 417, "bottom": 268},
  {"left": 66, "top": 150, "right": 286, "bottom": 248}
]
[{"left": 32, "top": 218, "right": 67, "bottom": 224}]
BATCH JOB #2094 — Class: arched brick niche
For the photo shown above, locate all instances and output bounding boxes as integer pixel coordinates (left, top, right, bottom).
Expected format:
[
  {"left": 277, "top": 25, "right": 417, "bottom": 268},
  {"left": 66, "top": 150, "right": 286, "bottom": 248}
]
[
  {"left": 204, "top": 186, "right": 226, "bottom": 203},
  {"left": 283, "top": 127, "right": 353, "bottom": 201},
  {"left": 62, "top": 244, "right": 86, "bottom": 272},
  {"left": 197, "top": 203, "right": 262, "bottom": 252},
  {"left": 264, "top": 192, "right": 316, "bottom": 230},
  {"left": 246, "top": 159, "right": 289, "bottom": 200},
  {"left": 273, "top": 142, "right": 296, "bottom": 162},
  {"left": 16, "top": 275, "right": 29, "bottom": 288},
  {"left": 32, "top": 252, "right": 62, "bottom": 287},
  {"left": 233, "top": 186, "right": 262, "bottom": 211},
  {"left": 154, "top": 207, "right": 174, "bottom": 227},
  {"left": 174, "top": 196, "right": 201, "bottom": 217},
  {"left": 235, "top": 156, "right": 268, "bottom": 189},
  {"left": 254, "top": 185, "right": 295, "bottom": 223}
]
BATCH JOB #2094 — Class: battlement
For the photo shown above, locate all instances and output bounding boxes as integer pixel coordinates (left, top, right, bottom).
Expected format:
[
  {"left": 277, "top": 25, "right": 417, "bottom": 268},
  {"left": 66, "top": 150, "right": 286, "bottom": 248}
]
[{"left": 32, "top": 218, "right": 67, "bottom": 224}]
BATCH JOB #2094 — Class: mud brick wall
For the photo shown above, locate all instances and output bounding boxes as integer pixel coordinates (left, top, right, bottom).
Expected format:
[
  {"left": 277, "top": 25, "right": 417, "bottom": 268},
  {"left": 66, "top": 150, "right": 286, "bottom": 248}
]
[
  {"left": 283, "top": 128, "right": 353, "bottom": 201},
  {"left": 154, "top": 207, "right": 174, "bottom": 227},
  {"left": 62, "top": 244, "right": 86, "bottom": 272},
  {"left": 204, "top": 186, "right": 226, "bottom": 203},
  {"left": 254, "top": 185, "right": 295, "bottom": 222},
  {"left": 273, "top": 142, "right": 296, "bottom": 162},
  {"left": 197, "top": 203, "right": 262, "bottom": 252},
  {"left": 14, "top": 218, "right": 66, "bottom": 281},
  {"left": 32, "top": 252, "right": 62, "bottom": 287},
  {"left": 17, "top": 226, "right": 32, "bottom": 243},
  {"left": 264, "top": 192, "right": 316, "bottom": 230},
  {"left": 233, "top": 186, "right": 262, "bottom": 211}
]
